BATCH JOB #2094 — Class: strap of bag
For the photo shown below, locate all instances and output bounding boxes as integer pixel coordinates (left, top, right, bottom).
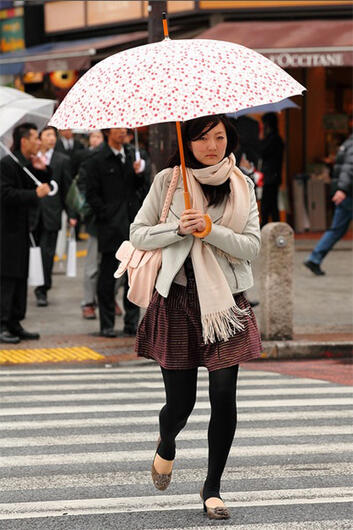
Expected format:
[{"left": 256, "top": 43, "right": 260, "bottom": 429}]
[
  {"left": 159, "top": 166, "right": 180, "bottom": 224},
  {"left": 29, "top": 232, "right": 36, "bottom": 248}
]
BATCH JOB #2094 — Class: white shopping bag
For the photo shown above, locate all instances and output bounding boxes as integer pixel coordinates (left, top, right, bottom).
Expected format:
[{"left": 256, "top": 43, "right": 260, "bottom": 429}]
[
  {"left": 28, "top": 233, "right": 44, "bottom": 286},
  {"left": 66, "top": 227, "right": 77, "bottom": 277},
  {"left": 55, "top": 211, "right": 67, "bottom": 261}
]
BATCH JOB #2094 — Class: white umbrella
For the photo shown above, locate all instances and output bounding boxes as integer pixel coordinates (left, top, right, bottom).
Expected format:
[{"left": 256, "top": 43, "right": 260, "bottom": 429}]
[
  {"left": 0, "top": 86, "right": 58, "bottom": 195},
  {"left": 0, "top": 86, "right": 56, "bottom": 150}
]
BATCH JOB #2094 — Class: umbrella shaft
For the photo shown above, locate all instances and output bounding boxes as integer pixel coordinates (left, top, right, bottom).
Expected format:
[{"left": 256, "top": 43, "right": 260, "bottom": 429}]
[{"left": 176, "top": 121, "right": 191, "bottom": 209}]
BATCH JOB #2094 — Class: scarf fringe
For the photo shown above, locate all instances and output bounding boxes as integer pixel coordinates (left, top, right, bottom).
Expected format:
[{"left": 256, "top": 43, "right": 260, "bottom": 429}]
[{"left": 201, "top": 303, "right": 250, "bottom": 344}]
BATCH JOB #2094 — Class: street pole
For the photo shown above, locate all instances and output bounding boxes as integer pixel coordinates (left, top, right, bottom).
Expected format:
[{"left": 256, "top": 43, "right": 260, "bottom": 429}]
[{"left": 148, "top": 1, "right": 175, "bottom": 177}]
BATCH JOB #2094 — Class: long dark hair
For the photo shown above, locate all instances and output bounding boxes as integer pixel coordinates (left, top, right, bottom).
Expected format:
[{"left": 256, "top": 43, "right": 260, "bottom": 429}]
[{"left": 168, "top": 114, "right": 238, "bottom": 207}]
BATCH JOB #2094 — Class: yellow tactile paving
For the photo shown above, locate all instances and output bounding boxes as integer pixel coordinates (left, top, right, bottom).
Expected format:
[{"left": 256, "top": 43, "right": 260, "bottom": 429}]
[{"left": 0, "top": 346, "right": 105, "bottom": 365}]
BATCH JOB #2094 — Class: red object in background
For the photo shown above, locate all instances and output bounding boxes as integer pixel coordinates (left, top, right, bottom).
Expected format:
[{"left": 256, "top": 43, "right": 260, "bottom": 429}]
[{"left": 254, "top": 170, "right": 264, "bottom": 187}]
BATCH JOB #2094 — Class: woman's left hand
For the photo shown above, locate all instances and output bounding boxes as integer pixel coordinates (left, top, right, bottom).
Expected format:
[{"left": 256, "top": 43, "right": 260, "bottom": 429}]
[{"left": 179, "top": 209, "right": 206, "bottom": 235}]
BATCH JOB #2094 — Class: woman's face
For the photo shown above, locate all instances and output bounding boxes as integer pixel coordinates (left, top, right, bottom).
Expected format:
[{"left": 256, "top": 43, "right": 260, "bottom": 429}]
[{"left": 190, "top": 122, "right": 227, "bottom": 166}]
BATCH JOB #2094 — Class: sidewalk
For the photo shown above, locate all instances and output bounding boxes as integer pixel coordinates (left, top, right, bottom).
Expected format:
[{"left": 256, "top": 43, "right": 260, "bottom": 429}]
[{"left": 1, "top": 233, "right": 352, "bottom": 365}]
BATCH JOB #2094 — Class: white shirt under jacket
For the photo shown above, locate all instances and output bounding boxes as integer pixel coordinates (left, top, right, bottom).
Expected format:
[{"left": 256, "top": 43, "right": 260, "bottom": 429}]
[{"left": 130, "top": 167, "right": 261, "bottom": 298}]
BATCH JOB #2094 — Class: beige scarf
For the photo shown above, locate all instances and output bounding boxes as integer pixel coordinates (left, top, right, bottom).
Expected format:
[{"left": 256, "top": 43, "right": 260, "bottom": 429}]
[{"left": 185, "top": 153, "right": 251, "bottom": 344}]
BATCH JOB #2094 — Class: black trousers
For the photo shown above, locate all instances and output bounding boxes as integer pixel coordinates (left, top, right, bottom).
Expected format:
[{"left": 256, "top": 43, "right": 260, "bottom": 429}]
[
  {"left": 98, "top": 252, "right": 140, "bottom": 331},
  {"left": 261, "top": 184, "right": 280, "bottom": 227},
  {"left": 0, "top": 276, "right": 27, "bottom": 331},
  {"left": 34, "top": 226, "right": 58, "bottom": 296}
]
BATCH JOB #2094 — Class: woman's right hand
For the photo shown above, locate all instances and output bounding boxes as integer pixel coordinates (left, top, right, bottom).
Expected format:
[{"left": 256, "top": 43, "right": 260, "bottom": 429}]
[{"left": 178, "top": 209, "right": 206, "bottom": 235}]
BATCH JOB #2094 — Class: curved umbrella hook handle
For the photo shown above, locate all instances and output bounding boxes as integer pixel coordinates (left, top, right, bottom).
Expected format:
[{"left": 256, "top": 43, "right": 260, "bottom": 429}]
[{"left": 48, "top": 180, "right": 58, "bottom": 196}]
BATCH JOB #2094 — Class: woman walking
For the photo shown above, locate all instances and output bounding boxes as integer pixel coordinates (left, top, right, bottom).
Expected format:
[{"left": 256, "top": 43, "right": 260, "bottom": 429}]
[{"left": 130, "top": 114, "right": 262, "bottom": 520}]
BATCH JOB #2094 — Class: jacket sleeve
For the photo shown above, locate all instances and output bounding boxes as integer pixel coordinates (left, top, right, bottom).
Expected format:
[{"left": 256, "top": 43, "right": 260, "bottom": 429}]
[
  {"left": 0, "top": 157, "right": 39, "bottom": 206},
  {"left": 202, "top": 180, "right": 261, "bottom": 261},
  {"left": 130, "top": 169, "right": 188, "bottom": 250},
  {"left": 337, "top": 141, "right": 353, "bottom": 195}
]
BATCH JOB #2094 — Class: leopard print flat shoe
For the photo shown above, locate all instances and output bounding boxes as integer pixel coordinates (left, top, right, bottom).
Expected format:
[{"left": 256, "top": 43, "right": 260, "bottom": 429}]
[
  {"left": 200, "top": 488, "right": 230, "bottom": 520},
  {"left": 151, "top": 437, "right": 173, "bottom": 491}
]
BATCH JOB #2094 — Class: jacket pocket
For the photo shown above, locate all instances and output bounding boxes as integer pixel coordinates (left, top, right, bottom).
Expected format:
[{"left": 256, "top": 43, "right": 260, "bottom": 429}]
[{"left": 228, "top": 261, "right": 238, "bottom": 289}]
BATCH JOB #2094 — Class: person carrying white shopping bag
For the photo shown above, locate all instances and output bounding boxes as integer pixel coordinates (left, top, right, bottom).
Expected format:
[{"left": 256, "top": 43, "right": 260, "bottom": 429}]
[
  {"left": 66, "top": 226, "right": 77, "bottom": 277},
  {"left": 28, "top": 233, "right": 44, "bottom": 287}
]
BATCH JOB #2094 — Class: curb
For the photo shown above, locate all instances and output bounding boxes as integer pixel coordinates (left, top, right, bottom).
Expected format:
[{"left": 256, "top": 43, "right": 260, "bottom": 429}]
[{"left": 261, "top": 340, "right": 353, "bottom": 359}]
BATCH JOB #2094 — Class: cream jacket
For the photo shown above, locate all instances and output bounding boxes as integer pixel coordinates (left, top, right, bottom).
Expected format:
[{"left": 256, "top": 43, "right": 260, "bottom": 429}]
[{"left": 130, "top": 167, "right": 261, "bottom": 298}]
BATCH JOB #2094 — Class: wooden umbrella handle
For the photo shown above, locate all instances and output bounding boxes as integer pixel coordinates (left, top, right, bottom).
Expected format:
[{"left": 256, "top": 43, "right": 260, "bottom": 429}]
[{"left": 176, "top": 122, "right": 212, "bottom": 239}]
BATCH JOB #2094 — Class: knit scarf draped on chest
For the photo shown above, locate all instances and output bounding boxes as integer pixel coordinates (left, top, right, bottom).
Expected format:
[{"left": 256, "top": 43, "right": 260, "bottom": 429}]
[{"left": 184, "top": 153, "right": 251, "bottom": 344}]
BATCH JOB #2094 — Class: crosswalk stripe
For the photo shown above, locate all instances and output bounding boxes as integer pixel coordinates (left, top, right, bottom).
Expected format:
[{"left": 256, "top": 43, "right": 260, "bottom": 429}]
[
  {"left": 0, "top": 488, "right": 352, "bottom": 520},
  {"left": 1, "top": 396, "right": 352, "bottom": 416},
  {"left": 152, "top": 522, "right": 353, "bottom": 530},
  {"left": 1, "top": 443, "right": 351, "bottom": 468},
  {"left": 0, "top": 409, "right": 351, "bottom": 431},
  {"left": 0, "top": 377, "right": 330, "bottom": 393},
  {"left": 0, "top": 425, "right": 351, "bottom": 448},
  {"left": 0, "top": 366, "right": 279, "bottom": 376},
  {"left": 2, "top": 385, "right": 350, "bottom": 403},
  {"left": 0, "top": 371, "right": 284, "bottom": 383},
  {"left": 2, "top": 462, "right": 352, "bottom": 491}
]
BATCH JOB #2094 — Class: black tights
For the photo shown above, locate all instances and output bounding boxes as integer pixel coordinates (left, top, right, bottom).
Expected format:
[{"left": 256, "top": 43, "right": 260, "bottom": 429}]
[{"left": 157, "top": 365, "right": 239, "bottom": 500}]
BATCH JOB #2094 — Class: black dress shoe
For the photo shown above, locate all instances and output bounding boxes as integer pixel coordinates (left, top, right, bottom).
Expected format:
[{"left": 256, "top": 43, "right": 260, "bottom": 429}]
[
  {"left": 0, "top": 330, "right": 20, "bottom": 344},
  {"left": 9, "top": 325, "right": 40, "bottom": 340},
  {"left": 100, "top": 328, "right": 117, "bottom": 338},
  {"left": 304, "top": 260, "right": 325, "bottom": 276},
  {"left": 36, "top": 295, "right": 48, "bottom": 307}
]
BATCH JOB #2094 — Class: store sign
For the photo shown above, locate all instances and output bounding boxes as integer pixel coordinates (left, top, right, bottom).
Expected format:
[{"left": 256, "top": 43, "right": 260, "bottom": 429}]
[
  {"left": 0, "top": 15, "right": 24, "bottom": 52},
  {"left": 267, "top": 51, "right": 353, "bottom": 67}
]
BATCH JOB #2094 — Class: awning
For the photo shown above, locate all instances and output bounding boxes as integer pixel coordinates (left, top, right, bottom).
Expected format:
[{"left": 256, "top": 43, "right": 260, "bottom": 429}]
[
  {"left": 198, "top": 19, "right": 353, "bottom": 67},
  {"left": 0, "top": 32, "right": 148, "bottom": 75}
]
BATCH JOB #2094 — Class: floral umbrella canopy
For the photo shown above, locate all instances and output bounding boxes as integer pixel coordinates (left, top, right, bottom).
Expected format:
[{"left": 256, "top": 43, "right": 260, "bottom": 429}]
[{"left": 49, "top": 38, "right": 305, "bottom": 130}]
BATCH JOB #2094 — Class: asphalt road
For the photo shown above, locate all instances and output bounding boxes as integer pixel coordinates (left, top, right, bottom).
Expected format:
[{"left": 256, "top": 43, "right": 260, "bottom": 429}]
[{"left": 0, "top": 363, "right": 352, "bottom": 529}]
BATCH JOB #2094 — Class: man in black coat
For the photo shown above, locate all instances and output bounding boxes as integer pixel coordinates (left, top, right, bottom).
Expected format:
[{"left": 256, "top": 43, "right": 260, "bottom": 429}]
[
  {"left": 0, "top": 123, "right": 51, "bottom": 343},
  {"left": 85, "top": 128, "right": 148, "bottom": 337},
  {"left": 259, "top": 112, "right": 284, "bottom": 227},
  {"left": 31, "top": 126, "right": 77, "bottom": 306},
  {"left": 304, "top": 133, "right": 353, "bottom": 275},
  {"left": 55, "top": 129, "right": 84, "bottom": 177}
]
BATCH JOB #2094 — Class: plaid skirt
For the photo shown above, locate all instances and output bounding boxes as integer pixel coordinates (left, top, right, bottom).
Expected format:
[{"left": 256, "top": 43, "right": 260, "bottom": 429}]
[{"left": 135, "top": 260, "right": 262, "bottom": 372}]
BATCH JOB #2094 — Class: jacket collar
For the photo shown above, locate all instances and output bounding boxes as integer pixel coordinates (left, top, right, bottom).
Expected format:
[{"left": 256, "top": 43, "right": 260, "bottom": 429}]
[{"left": 14, "top": 150, "right": 31, "bottom": 167}]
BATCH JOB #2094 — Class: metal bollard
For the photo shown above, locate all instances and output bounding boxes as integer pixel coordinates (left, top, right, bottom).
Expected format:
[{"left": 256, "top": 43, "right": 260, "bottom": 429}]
[{"left": 259, "top": 222, "right": 294, "bottom": 340}]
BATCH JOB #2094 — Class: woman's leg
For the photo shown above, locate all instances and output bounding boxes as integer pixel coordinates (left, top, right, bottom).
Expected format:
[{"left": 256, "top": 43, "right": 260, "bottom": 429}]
[
  {"left": 157, "top": 367, "right": 198, "bottom": 461},
  {"left": 203, "top": 364, "right": 239, "bottom": 501}
]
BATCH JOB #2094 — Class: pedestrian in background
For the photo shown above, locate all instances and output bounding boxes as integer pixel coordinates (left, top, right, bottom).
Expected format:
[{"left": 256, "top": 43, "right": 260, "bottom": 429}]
[
  {"left": 31, "top": 126, "right": 77, "bottom": 307},
  {"left": 130, "top": 115, "right": 262, "bottom": 520},
  {"left": 55, "top": 128, "right": 85, "bottom": 239},
  {"left": 55, "top": 128, "right": 84, "bottom": 177},
  {"left": 85, "top": 128, "right": 148, "bottom": 336},
  {"left": 77, "top": 130, "right": 106, "bottom": 320},
  {"left": 259, "top": 112, "right": 284, "bottom": 227},
  {"left": 0, "top": 123, "right": 51, "bottom": 344},
  {"left": 304, "top": 133, "right": 353, "bottom": 275}
]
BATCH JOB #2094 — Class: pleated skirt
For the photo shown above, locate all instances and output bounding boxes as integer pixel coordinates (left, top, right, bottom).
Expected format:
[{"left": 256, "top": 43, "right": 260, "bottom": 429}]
[{"left": 135, "top": 264, "right": 262, "bottom": 372}]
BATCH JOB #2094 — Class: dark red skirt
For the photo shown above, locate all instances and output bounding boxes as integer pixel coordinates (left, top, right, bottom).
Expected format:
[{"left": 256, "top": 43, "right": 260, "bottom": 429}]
[{"left": 135, "top": 265, "right": 262, "bottom": 372}]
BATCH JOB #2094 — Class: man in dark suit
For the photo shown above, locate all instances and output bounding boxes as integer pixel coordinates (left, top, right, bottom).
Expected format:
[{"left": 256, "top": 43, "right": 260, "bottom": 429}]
[
  {"left": 0, "top": 123, "right": 51, "bottom": 344},
  {"left": 55, "top": 129, "right": 84, "bottom": 177},
  {"left": 85, "top": 128, "right": 149, "bottom": 337},
  {"left": 32, "top": 126, "right": 77, "bottom": 307}
]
